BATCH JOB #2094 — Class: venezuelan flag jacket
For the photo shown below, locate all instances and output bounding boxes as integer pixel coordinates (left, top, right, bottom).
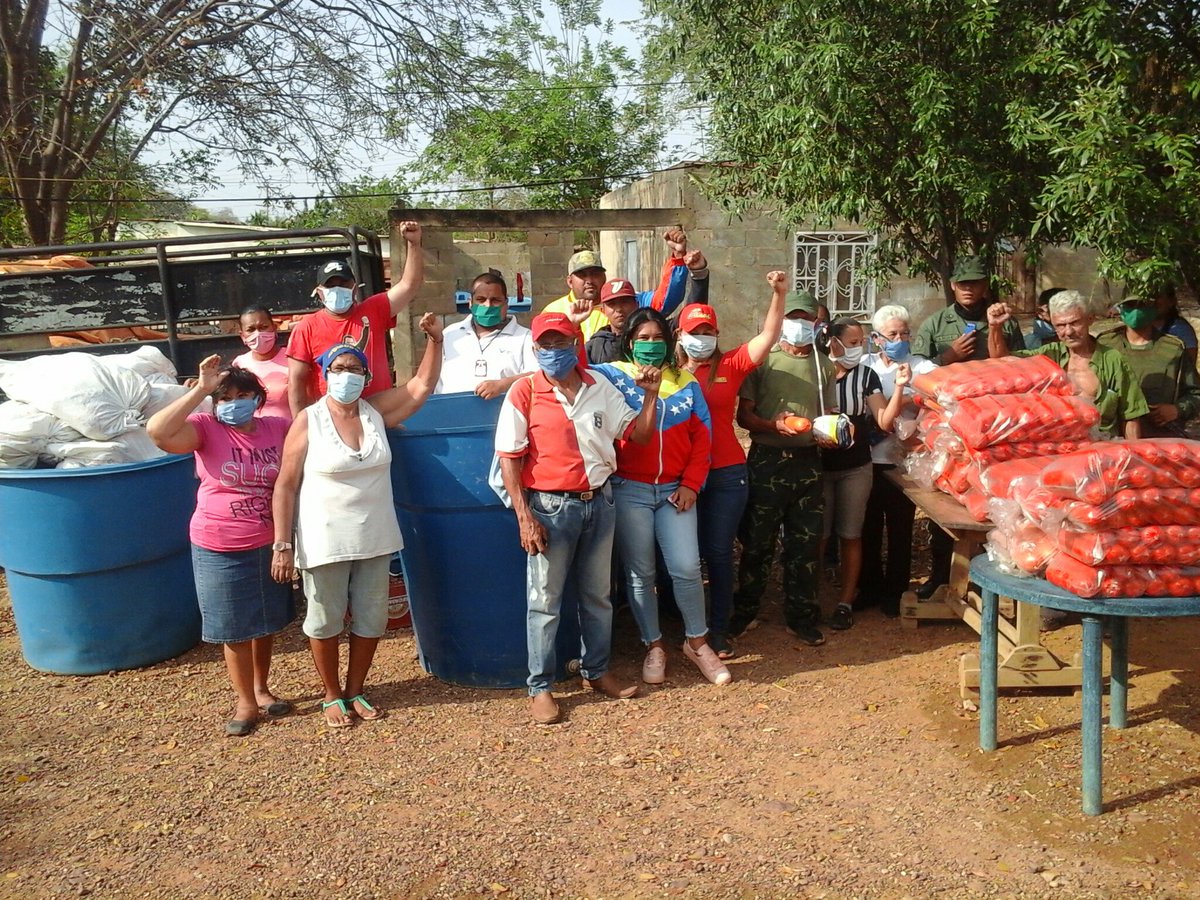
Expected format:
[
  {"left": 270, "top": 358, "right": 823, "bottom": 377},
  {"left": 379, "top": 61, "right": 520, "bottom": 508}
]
[{"left": 593, "top": 361, "right": 713, "bottom": 493}]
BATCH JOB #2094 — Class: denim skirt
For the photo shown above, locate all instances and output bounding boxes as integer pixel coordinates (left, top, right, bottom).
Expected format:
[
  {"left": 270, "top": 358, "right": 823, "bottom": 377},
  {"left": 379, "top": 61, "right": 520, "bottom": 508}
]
[{"left": 191, "top": 543, "right": 296, "bottom": 643}]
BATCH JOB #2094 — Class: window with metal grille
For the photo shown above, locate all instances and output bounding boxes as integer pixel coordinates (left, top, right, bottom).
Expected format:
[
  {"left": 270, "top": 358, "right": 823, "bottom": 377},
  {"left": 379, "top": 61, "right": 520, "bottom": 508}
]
[{"left": 793, "top": 231, "right": 878, "bottom": 318}]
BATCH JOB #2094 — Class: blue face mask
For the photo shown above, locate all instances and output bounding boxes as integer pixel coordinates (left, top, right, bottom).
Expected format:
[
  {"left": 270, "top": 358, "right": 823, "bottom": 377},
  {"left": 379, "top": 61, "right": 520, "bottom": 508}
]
[
  {"left": 880, "top": 337, "right": 910, "bottom": 362},
  {"left": 326, "top": 371, "right": 366, "bottom": 404},
  {"left": 215, "top": 397, "right": 258, "bottom": 427},
  {"left": 321, "top": 286, "right": 354, "bottom": 315},
  {"left": 536, "top": 346, "right": 577, "bottom": 380}
]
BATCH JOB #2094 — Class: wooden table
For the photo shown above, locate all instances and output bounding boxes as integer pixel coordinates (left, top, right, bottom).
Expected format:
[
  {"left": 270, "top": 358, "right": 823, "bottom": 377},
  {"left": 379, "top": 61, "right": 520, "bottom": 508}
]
[
  {"left": 888, "top": 470, "right": 1084, "bottom": 696},
  {"left": 971, "top": 555, "right": 1200, "bottom": 815}
]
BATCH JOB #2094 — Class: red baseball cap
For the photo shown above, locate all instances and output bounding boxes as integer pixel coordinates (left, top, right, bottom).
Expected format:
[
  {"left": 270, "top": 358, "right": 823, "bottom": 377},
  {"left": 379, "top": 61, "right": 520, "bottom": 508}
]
[
  {"left": 679, "top": 304, "right": 719, "bottom": 333},
  {"left": 531, "top": 312, "right": 576, "bottom": 343},
  {"left": 600, "top": 279, "right": 637, "bottom": 304}
]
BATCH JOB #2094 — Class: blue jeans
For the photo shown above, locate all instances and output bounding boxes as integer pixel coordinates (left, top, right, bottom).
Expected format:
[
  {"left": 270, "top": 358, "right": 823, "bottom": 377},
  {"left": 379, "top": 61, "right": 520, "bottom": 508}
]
[
  {"left": 698, "top": 463, "right": 749, "bottom": 636},
  {"left": 612, "top": 476, "right": 708, "bottom": 643},
  {"left": 526, "top": 485, "right": 616, "bottom": 696}
]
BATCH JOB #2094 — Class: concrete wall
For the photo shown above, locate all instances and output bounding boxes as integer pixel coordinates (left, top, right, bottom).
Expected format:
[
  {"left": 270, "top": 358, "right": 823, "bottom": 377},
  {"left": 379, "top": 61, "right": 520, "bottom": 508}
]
[{"left": 452, "top": 240, "right": 530, "bottom": 295}]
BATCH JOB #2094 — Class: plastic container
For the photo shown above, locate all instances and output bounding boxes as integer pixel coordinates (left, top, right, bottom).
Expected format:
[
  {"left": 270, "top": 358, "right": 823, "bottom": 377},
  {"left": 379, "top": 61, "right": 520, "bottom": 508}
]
[
  {"left": 387, "top": 392, "right": 581, "bottom": 688},
  {"left": 0, "top": 454, "right": 201, "bottom": 674}
]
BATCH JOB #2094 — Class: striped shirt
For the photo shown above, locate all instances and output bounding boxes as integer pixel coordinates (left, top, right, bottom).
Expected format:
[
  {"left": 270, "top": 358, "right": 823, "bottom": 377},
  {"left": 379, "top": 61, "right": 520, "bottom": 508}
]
[{"left": 823, "top": 364, "right": 882, "bottom": 471}]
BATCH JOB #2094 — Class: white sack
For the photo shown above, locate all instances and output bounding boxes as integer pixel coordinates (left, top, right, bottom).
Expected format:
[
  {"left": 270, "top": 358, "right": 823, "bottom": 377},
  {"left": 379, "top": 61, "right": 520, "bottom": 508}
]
[
  {"left": 0, "top": 400, "right": 58, "bottom": 468},
  {"left": 0, "top": 353, "right": 150, "bottom": 440},
  {"left": 98, "top": 346, "right": 177, "bottom": 380}
]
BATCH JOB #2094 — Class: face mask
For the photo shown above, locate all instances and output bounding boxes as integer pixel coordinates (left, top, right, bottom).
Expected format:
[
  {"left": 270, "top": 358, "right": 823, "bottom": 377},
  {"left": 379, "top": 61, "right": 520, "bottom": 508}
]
[
  {"left": 833, "top": 345, "right": 865, "bottom": 368},
  {"left": 631, "top": 339, "right": 669, "bottom": 367},
  {"left": 535, "top": 346, "right": 577, "bottom": 380},
  {"left": 471, "top": 304, "right": 504, "bottom": 328},
  {"left": 241, "top": 330, "right": 277, "bottom": 355},
  {"left": 679, "top": 333, "right": 718, "bottom": 360},
  {"left": 781, "top": 318, "right": 815, "bottom": 347},
  {"left": 321, "top": 286, "right": 354, "bottom": 315},
  {"left": 215, "top": 397, "right": 258, "bottom": 427},
  {"left": 1120, "top": 306, "right": 1156, "bottom": 330},
  {"left": 878, "top": 337, "right": 910, "bottom": 362},
  {"left": 326, "top": 371, "right": 366, "bottom": 404}
]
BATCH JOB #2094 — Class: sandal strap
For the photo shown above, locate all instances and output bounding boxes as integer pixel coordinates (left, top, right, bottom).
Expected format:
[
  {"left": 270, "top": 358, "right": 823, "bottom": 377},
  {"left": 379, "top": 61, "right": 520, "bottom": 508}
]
[
  {"left": 348, "top": 694, "right": 375, "bottom": 712},
  {"left": 321, "top": 699, "right": 350, "bottom": 713}
]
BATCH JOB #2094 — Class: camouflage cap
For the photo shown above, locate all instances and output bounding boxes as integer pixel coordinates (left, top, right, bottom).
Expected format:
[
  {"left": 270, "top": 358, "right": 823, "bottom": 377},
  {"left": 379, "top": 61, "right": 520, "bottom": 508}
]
[
  {"left": 785, "top": 290, "right": 818, "bottom": 315},
  {"left": 567, "top": 250, "right": 605, "bottom": 275},
  {"left": 951, "top": 256, "right": 989, "bottom": 282}
]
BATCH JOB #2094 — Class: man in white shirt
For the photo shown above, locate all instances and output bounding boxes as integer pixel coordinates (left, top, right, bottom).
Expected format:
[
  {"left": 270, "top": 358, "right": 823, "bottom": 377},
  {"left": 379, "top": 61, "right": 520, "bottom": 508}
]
[{"left": 435, "top": 272, "right": 535, "bottom": 398}]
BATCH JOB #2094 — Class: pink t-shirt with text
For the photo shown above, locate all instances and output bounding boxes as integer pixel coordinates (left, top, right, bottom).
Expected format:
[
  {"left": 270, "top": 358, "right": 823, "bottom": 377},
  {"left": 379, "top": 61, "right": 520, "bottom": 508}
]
[{"left": 188, "top": 413, "right": 290, "bottom": 552}]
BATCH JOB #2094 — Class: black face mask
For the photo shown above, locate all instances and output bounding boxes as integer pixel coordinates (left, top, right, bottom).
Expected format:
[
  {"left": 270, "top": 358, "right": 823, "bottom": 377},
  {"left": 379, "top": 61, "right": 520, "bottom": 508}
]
[{"left": 954, "top": 300, "right": 988, "bottom": 322}]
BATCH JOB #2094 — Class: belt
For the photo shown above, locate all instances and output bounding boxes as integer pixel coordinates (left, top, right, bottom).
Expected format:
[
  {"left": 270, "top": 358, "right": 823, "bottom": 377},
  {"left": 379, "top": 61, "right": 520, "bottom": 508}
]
[{"left": 534, "top": 486, "right": 602, "bottom": 501}]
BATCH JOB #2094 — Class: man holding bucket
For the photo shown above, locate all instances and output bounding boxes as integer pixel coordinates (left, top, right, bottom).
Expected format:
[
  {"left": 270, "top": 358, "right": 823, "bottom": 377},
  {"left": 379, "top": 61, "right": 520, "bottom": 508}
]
[{"left": 495, "top": 312, "right": 661, "bottom": 724}]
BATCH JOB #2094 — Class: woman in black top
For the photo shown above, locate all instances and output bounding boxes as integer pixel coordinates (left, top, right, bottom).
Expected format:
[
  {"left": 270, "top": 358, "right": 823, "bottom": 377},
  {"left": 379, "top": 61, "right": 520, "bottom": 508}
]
[{"left": 820, "top": 319, "right": 908, "bottom": 631}]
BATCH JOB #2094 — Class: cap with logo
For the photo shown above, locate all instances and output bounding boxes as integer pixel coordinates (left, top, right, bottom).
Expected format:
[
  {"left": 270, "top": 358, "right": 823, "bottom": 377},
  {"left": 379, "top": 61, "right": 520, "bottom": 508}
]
[
  {"left": 531, "top": 312, "right": 577, "bottom": 343},
  {"left": 785, "top": 290, "right": 818, "bottom": 315},
  {"left": 567, "top": 250, "right": 605, "bottom": 276},
  {"left": 951, "top": 256, "right": 988, "bottom": 283},
  {"left": 317, "top": 259, "right": 354, "bottom": 285},
  {"left": 600, "top": 279, "right": 637, "bottom": 304},
  {"left": 680, "top": 304, "right": 719, "bottom": 333}
]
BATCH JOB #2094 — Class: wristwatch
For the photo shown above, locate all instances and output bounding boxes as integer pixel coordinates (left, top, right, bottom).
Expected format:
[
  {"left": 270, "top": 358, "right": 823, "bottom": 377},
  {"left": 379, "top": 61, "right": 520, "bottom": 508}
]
[{"left": 271, "top": 541, "right": 293, "bottom": 552}]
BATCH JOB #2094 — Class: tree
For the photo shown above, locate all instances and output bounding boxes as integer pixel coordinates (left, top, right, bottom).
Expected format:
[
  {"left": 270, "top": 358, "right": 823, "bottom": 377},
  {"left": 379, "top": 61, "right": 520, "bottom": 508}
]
[
  {"left": 0, "top": 0, "right": 488, "bottom": 246},
  {"left": 414, "top": 0, "right": 669, "bottom": 210},
  {"left": 247, "top": 174, "right": 411, "bottom": 233}
]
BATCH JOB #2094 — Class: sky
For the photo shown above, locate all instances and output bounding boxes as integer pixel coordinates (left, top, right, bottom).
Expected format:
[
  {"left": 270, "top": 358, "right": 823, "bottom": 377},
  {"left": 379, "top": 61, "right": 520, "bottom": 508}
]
[{"left": 181, "top": 0, "right": 704, "bottom": 221}]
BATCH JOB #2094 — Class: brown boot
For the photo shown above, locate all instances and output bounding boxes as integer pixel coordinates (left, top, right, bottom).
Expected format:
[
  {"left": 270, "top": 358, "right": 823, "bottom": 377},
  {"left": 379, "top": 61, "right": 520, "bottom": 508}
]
[
  {"left": 584, "top": 671, "right": 638, "bottom": 699},
  {"left": 530, "top": 692, "right": 561, "bottom": 724}
]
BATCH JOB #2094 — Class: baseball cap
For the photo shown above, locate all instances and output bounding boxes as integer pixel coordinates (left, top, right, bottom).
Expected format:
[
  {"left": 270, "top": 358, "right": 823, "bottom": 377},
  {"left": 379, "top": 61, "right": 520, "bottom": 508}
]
[
  {"left": 785, "top": 290, "right": 818, "bottom": 315},
  {"left": 951, "top": 256, "right": 988, "bottom": 282},
  {"left": 680, "top": 304, "right": 719, "bottom": 333},
  {"left": 531, "top": 312, "right": 577, "bottom": 343},
  {"left": 600, "top": 279, "right": 637, "bottom": 304},
  {"left": 316, "top": 259, "right": 354, "bottom": 285},
  {"left": 567, "top": 250, "right": 605, "bottom": 275}
]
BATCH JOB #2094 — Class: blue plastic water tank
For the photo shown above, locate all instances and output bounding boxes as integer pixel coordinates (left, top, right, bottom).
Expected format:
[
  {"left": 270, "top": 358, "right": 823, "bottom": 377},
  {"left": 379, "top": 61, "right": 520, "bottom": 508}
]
[
  {"left": 0, "top": 455, "right": 201, "bottom": 674},
  {"left": 388, "top": 392, "right": 580, "bottom": 688}
]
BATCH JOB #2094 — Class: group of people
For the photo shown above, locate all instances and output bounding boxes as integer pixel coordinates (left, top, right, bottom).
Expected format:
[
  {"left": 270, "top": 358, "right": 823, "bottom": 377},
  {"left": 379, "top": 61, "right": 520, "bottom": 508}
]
[{"left": 151, "top": 222, "right": 1200, "bottom": 732}]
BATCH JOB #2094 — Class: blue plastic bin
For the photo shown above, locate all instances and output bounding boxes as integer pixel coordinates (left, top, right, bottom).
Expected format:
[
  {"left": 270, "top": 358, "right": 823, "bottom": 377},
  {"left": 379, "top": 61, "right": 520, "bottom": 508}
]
[
  {"left": 388, "top": 392, "right": 580, "bottom": 688},
  {"left": 0, "top": 454, "right": 201, "bottom": 674}
]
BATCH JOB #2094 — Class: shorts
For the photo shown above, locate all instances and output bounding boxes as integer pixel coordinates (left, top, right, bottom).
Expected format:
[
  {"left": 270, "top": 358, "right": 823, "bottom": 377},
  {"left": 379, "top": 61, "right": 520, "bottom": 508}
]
[
  {"left": 191, "top": 543, "right": 295, "bottom": 644},
  {"left": 822, "top": 462, "right": 874, "bottom": 540},
  {"left": 301, "top": 555, "right": 391, "bottom": 639}
]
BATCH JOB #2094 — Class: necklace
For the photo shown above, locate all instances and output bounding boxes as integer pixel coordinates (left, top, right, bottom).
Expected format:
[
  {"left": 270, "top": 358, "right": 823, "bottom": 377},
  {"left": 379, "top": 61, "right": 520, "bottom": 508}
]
[{"left": 473, "top": 321, "right": 506, "bottom": 378}]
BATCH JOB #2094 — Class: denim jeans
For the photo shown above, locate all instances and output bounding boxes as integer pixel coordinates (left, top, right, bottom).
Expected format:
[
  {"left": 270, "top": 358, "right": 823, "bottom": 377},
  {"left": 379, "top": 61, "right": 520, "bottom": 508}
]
[
  {"left": 526, "top": 485, "right": 616, "bottom": 696},
  {"left": 612, "top": 476, "right": 708, "bottom": 643},
  {"left": 697, "top": 463, "right": 749, "bottom": 636}
]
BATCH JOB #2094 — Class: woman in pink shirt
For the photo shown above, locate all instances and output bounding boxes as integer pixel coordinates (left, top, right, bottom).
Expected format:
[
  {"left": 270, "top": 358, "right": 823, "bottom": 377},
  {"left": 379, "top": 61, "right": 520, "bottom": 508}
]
[
  {"left": 233, "top": 305, "right": 292, "bottom": 420},
  {"left": 674, "top": 270, "right": 786, "bottom": 658},
  {"left": 147, "top": 355, "right": 294, "bottom": 737}
]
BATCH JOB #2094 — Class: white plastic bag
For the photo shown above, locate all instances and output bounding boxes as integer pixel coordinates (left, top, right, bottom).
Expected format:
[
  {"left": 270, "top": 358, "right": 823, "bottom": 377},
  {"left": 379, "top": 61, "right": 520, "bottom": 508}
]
[
  {"left": 0, "top": 400, "right": 58, "bottom": 468},
  {"left": 142, "top": 381, "right": 191, "bottom": 417},
  {"left": 98, "top": 346, "right": 177, "bottom": 380},
  {"left": 0, "top": 353, "right": 150, "bottom": 439}
]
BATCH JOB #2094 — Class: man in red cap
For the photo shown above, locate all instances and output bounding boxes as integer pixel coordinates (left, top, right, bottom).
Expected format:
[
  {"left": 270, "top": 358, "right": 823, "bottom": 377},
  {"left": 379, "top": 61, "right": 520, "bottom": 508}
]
[
  {"left": 585, "top": 260, "right": 711, "bottom": 365},
  {"left": 495, "top": 312, "right": 662, "bottom": 724}
]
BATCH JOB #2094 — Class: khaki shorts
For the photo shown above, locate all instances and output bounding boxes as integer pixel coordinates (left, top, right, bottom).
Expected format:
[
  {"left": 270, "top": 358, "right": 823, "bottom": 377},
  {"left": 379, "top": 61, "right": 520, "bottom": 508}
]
[
  {"left": 301, "top": 555, "right": 391, "bottom": 639},
  {"left": 822, "top": 462, "right": 874, "bottom": 540}
]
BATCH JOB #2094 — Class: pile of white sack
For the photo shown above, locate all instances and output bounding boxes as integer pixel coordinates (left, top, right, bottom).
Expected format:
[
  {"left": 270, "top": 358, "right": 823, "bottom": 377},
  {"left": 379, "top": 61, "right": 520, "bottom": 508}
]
[{"left": 0, "top": 347, "right": 195, "bottom": 469}]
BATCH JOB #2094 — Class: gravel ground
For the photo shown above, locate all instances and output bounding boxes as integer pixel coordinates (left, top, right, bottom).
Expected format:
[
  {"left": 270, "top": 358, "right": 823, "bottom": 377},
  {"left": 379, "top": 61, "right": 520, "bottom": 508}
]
[{"left": 3, "top": 565, "right": 1200, "bottom": 899}]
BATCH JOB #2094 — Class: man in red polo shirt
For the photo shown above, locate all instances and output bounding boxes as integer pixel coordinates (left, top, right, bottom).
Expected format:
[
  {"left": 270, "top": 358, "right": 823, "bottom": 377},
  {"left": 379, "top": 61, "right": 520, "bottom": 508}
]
[
  {"left": 495, "top": 312, "right": 661, "bottom": 724},
  {"left": 287, "top": 221, "right": 425, "bottom": 416}
]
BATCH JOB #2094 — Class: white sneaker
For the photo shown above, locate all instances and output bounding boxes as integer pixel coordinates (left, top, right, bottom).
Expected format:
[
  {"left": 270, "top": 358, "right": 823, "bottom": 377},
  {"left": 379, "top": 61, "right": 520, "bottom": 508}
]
[
  {"left": 642, "top": 646, "right": 667, "bottom": 684},
  {"left": 683, "top": 642, "right": 732, "bottom": 685}
]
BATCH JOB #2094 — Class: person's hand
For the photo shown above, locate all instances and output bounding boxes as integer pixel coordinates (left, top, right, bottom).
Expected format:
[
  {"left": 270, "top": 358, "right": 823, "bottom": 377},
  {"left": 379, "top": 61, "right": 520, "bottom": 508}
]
[
  {"left": 418, "top": 311, "right": 443, "bottom": 342},
  {"left": 566, "top": 298, "right": 592, "bottom": 325},
  {"left": 894, "top": 362, "right": 912, "bottom": 388},
  {"left": 183, "top": 377, "right": 199, "bottom": 389},
  {"left": 475, "top": 380, "right": 506, "bottom": 400},
  {"left": 943, "top": 331, "right": 977, "bottom": 364},
  {"left": 634, "top": 365, "right": 662, "bottom": 393},
  {"left": 663, "top": 227, "right": 687, "bottom": 258},
  {"left": 774, "top": 411, "right": 803, "bottom": 436},
  {"left": 767, "top": 270, "right": 788, "bottom": 291},
  {"left": 517, "top": 511, "right": 548, "bottom": 555},
  {"left": 197, "top": 354, "right": 226, "bottom": 394},
  {"left": 669, "top": 485, "right": 698, "bottom": 513},
  {"left": 683, "top": 249, "right": 708, "bottom": 271},
  {"left": 1149, "top": 403, "right": 1180, "bottom": 425},
  {"left": 270, "top": 548, "right": 296, "bottom": 584},
  {"left": 399, "top": 221, "right": 422, "bottom": 245},
  {"left": 987, "top": 302, "right": 1012, "bottom": 328}
]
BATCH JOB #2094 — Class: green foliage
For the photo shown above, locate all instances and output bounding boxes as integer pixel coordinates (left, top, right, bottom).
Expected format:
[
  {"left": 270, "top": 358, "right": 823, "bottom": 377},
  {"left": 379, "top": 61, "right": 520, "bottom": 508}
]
[
  {"left": 250, "top": 175, "right": 412, "bottom": 233},
  {"left": 414, "top": 0, "right": 668, "bottom": 209}
]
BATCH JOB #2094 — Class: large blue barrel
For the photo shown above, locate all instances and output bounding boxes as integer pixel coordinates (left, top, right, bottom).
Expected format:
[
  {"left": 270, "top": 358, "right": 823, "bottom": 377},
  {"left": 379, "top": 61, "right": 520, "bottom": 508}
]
[
  {"left": 0, "top": 455, "right": 201, "bottom": 674},
  {"left": 388, "top": 393, "right": 580, "bottom": 688}
]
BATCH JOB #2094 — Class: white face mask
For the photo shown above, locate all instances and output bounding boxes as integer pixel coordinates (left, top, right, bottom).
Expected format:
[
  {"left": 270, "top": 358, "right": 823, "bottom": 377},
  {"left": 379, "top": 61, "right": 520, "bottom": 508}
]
[
  {"left": 321, "top": 286, "right": 354, "bottom": 315},
  {"left": 679, "top": 332, "right": 718, "bottom": 360},
  {"left": 781, "top": 318, "right": 815, "bottom": 347},
  {"left": 326, "top": 370, "right": 366, "bottom": 403},
  {"left": 833, "top": 345, "right": 865, "bottom": 368}
]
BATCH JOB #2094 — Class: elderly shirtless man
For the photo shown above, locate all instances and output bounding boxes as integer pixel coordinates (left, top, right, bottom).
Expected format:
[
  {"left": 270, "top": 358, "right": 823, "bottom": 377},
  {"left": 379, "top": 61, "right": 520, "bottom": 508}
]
[{"left": 987, "top": 290, "right": 1147, "bottom": 439}]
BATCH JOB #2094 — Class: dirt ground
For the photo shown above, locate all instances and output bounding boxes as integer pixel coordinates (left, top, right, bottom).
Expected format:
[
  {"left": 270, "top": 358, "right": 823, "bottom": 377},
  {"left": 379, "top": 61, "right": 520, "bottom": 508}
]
[{"left": 3, "top": 563, "right": 1200, "bottom": 899}]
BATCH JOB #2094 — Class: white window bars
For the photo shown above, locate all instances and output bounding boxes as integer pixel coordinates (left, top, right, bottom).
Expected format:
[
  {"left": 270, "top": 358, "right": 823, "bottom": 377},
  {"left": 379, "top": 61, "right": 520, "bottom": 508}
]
[{"left": 792, "top": 231, "right": 878, "bottom": 318}]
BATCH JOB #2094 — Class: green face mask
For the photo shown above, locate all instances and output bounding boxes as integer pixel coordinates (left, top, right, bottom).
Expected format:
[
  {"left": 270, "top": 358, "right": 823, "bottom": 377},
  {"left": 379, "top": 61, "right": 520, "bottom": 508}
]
[
  {"left": 631, "top": 339, "right": 669, "bottom": 367},
  {"left": 471, "top": 304, "right": 504, "bottom": 328},
  {"left": 1120, "top": 306, "right": 1156, "bottom": 330}
]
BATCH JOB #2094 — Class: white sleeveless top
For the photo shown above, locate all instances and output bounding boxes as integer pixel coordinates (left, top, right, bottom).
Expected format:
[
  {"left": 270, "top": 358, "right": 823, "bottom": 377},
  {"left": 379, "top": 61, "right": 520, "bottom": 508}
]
[{"left": 294, "top": 397, "right": 403, "bottom": 569}]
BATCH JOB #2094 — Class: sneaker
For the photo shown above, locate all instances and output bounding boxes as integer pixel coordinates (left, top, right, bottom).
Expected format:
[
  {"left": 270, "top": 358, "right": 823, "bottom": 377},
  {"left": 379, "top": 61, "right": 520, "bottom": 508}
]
[
  {"left": 683, "top": 642, "right": 732, "bottom": 685},
  {"left": 829, "top": 604, "right": 854, "bottom": 631},
  {"left": 642, "top": 646, "right": 667, "bottom": 684},
  {"left": 785, "top": 624, "right": 826, "bottom": 646}
]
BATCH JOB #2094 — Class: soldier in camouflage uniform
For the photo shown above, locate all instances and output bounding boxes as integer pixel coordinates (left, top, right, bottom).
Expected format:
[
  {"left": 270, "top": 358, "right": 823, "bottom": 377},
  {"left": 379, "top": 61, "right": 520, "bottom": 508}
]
[{"left": 730, "top": 290, "right": 836, "bottom": 646}]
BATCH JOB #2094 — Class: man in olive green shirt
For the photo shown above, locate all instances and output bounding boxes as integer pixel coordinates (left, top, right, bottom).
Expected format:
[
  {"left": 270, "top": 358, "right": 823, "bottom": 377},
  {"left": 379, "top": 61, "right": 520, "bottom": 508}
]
[
  {"left": 913, "top": 256, "right": 1025, "bottom": 364},
  {"left": 988, "top": 291, "right": 1148, "bottom": 438},
  {"left": 1098, "top": 295, "right": 1200, "bottom": 437},
  {"left": 733, "top": 289, "right": 836, "bottom": 647}
]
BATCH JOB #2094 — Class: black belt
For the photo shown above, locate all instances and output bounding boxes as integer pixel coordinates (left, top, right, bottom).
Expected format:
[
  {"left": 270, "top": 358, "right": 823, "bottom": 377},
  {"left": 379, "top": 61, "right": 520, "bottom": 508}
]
[{"left": 534, "top": 486, "right": 602, "bottom": 501}]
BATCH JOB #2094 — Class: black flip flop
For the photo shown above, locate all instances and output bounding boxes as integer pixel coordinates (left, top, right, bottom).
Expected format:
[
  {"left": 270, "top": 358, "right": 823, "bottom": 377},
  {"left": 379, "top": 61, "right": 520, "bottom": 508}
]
[{"left": 259, "top": 700, "right": 293, "bottom": 717}]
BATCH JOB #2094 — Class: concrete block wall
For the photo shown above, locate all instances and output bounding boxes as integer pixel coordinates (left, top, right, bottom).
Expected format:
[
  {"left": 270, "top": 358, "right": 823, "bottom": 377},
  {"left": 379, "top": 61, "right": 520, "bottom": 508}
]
[{"left": 453, "top": 240, "right": 530, "bottom": 294}]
